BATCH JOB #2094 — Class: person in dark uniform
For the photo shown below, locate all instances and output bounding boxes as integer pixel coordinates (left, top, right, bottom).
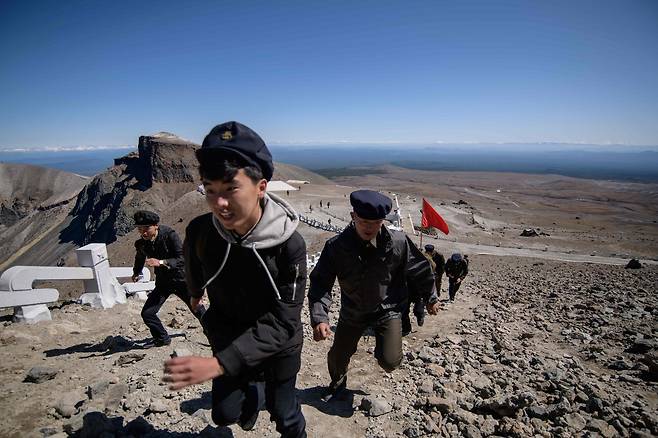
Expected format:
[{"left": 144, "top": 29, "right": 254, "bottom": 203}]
[
  {"left": 444, "top": 253, "right": 469, "bottom": 302},
  {"left": 308, "top": 190, "right": 439, "bottom": 401},
  {"left": 163, "top": 121, "right": 307, "bottom": 437},
  {"left": 424, "top": 244, "right": 446, "bottom": 296},
  {"left": 401, "top": 243, "right": 445, "bottom": 336},
  {"left": 132, "top": 210, "right": 205, "bottom": 348}
]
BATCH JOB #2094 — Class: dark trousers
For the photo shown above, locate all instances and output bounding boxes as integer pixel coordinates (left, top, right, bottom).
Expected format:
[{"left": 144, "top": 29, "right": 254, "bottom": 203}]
[
  {"left": 401, "top": 300, "right": 425, "bottom": 333},
  {"left": 328, "top": 313, "right": 402, "bottom": 384},
  {"left": 448, "top": 278, "right": 462, "bottom": 300},
  {"left": 435, "top": 274, "right": 443, "bottom": 297},
  {"left": 141, "top": 282, "right": 205, "bottom": 342},
  {"left": 211, "top": 355, "right": 306, "bottom": 438}
]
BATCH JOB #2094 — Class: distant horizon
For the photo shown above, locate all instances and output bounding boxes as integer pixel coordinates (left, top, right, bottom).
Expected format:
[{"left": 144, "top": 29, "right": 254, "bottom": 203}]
[
  {"left": 2, "top": 144, "right": 657, "bottom": 183},
  {"left": 2, "top": 140, "right": 658, "bottom": 153}
]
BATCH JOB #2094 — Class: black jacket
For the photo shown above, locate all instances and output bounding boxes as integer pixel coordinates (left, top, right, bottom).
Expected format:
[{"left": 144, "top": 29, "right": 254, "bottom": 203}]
[
  {"left": 431, "top": 252, "right": 445, "bottom": 277},
  {"left": 445, "top": 257, "right": 469, "bottom": 280},
  {"left": 184, "top": 193, "right": 306, "bottom": 378},
  {"left": 308, "top": 224, "right": 437, "bottom": 326},
  {"left": 133, "top": 225, "right": 186, "bottom": 285}
]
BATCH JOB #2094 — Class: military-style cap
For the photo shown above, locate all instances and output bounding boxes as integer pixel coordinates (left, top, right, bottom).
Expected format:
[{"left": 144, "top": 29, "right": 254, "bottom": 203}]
[
  {"left": 134, "top": 210, "right": 160, "bottom": 226},
  {"left": 350, "top": 190, "right": 392, "bottom": 220},
  {"left": 197, "top": 121, "right": 274, "bottom": 181},
  {"left": 424, "top": 244, "right": 435, "bottom": 252}
]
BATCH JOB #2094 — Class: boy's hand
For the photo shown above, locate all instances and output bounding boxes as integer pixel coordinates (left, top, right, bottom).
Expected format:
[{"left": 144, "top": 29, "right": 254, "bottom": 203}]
[
  {"left": 190, "top": 296, "right": 203, "bottom": 312},
  {"left": 163, "top": 356, "right": 224, "bottom": 390},
  {"left": 145, "top": 258, "right": 161, "bottom": 267},
  {"left": 426, "top": 302, "right": 440, "bottom": 315},
  {"left": 313, "top": 323, "right": 332, "bottom": 341}
]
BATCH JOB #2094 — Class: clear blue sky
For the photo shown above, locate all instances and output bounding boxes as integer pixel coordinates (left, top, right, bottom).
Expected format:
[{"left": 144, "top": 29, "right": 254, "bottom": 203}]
[{"left": 1, "top": 0, "right": 657, "bottom": 148}]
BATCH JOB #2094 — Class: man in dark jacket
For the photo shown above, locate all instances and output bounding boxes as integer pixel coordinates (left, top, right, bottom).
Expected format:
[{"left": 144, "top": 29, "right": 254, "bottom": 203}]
[
  {"left": 164, "top": 122, "right": 307, "bottom": 438},
  {"left": 445, "top": 253, "right": 469, "bottom": 301},
  {"left": 308, "top": 190, "right": 439, "bottom": 400},
  {"left": 424, "top": 244, "right": 446, "bottom": 295},
  {"left": 132, "top": 210, "right": 205, "bottom": 348}
]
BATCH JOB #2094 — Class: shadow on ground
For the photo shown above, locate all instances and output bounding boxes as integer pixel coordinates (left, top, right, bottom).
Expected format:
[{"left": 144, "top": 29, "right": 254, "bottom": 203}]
[
  {"left": 298, "top": 385, "right": 367, "bottom": 418},
  {"left": 44, "top": 334, "right": 185, "bottom": 358},
  {"left": 62, "top": 411, "right": 234, "bottom": 437},
  {"left": 180, "top": 391, "right": 212, "bottom": 414}
]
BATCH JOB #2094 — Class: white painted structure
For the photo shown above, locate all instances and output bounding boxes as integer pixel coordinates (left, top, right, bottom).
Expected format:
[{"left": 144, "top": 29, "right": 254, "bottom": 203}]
[
  {"left": 0, "top": 243, "right": 154, "bottom": 323},
  {"left": 266, "top": 181, "right": 298, "bottom": 192}
]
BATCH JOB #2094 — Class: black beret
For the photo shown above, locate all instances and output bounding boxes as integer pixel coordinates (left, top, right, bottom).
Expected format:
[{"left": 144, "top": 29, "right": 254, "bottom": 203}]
[
  {"left": 197, "top": 121, "right": 274, "bottom": 181},
  {"left": 350, "top": 190, "right": 392, "bottom": 220},
  {"left": 424, "top": 244, "right": 435, "bottom": 251},
  {"left": 134, "top": 210, "right": 159, "bottom": 226}
]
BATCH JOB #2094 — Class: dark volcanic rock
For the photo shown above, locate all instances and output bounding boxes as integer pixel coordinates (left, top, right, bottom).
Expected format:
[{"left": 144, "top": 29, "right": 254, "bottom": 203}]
[
  {"left": 520, "top": 228, "right": 539, "bottom": 237},
  {"left": 24, "top": 366, "right": 58, "bottom": 383},
  {"left": 137, "top": 133, "right": 199, "bottom": 187},
  {"left": 61, "top": 133, "right": 199, "bottom": 245},
  {"left": 625, "top": 259, "right": 643, "bottom": 269}
]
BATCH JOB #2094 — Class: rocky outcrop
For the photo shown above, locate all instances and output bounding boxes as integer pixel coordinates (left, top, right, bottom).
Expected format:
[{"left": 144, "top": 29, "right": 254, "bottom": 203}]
[
  {"left": 134, "top": 133, "right": 199, "bottom": 187},
  {"left": 63, "top": 133, "right": 199, "bottom": 245}
]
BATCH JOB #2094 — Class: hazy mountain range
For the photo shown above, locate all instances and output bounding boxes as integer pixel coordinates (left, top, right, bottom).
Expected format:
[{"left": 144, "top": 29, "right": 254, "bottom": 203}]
[{"left": 3, "top": 143, "right": 656, "bottom": 182}]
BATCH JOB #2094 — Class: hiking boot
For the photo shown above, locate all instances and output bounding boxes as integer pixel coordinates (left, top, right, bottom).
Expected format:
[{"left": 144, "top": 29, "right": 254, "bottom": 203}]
[
  {"left": 321, "top": 377, "right": 347, "bottom": 403},
  {"left": 416, "top": 314, "right": 425, "bottom": 327}
]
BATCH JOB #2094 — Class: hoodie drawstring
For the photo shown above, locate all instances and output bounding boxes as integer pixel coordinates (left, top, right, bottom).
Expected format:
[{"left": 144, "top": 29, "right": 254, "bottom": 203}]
[
  {"left": 251, "top": 243, "right": 282, "bottom": 300},
  {"left": 201, "top": 243, "right": 231, "bottom": 291}
]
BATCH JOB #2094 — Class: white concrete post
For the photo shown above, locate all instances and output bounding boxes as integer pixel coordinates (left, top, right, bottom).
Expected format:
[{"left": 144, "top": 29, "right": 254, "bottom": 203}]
[{"left": 76, "top": 244, "right": 127, "bottom": 308}]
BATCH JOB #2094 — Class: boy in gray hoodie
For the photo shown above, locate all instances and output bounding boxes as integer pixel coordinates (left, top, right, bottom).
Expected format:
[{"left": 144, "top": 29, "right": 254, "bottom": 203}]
[{"left": 164, "top": 122, "right": 307, "bottom": 438}]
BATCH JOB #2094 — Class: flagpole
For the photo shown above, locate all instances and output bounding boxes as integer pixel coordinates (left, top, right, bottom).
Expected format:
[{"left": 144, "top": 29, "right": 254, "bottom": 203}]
[{"left": 419, "top": 205, "right": 423, "bottom": 248}]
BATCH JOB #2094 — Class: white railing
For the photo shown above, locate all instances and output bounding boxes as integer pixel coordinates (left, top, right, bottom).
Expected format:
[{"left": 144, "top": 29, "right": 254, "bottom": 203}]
[{"left": 0, "top": 243, "right": 154, "bottom": 323}]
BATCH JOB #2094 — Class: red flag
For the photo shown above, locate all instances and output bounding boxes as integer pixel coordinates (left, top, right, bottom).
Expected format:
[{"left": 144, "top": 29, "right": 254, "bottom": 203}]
[{"left": 421, "top": 198, "right": 449, "bottom": 235}]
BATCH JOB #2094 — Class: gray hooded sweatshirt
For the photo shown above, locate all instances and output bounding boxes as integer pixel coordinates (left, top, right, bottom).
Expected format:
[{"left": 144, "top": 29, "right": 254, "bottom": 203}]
[{"left": 184, "top": 192, "right": 307, "bottom": 378}]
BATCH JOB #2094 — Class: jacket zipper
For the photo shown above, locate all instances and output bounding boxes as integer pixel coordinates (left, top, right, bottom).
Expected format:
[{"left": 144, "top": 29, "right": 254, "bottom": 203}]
[{"left": 292, "top": 264, "right": 299, "bottom": 301}]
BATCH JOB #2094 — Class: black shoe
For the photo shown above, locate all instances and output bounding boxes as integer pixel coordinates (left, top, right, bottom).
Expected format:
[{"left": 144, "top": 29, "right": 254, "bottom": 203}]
[
  {"left": 142, "top": 338, "right": 171, "bottom": 349},
  {"left": 402, "top": 327, "right": 411, "bottom": 337},
  {"left": 321, "top": 377, "right": 347, "bottom": 402},
  {"left": 238, "top": 383, "right": 262, "bottom": 431},
  {"left": 239, "top": 408, "right": 259, "bottom": 431},
  {"left": 416, "top": 315, "right": 425, "bottom": 327}
]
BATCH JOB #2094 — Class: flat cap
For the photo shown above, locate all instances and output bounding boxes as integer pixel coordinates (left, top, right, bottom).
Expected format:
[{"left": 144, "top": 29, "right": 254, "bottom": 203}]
[
  {"left": 197, "top": 121, "right": 274, "bottom": 181},
  {"left": 134, "top": 210, "right": 160, "bottom": 226},
  {"left": 350, "top": 190, "right": 392, "bottom": 220}
]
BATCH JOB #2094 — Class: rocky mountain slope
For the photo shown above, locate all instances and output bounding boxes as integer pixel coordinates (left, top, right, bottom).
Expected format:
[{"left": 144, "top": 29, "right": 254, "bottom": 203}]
[
  {"left": 0, "top": 163, "right": 89, "bottom": 268},
  {"left": 0, "top": 256, "right": 655, "bottom": 437}
]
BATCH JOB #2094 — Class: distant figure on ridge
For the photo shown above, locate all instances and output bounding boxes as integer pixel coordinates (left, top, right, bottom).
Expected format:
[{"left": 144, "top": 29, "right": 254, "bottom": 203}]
[
  {"left": 308, "top": 189, "right": 439, "bottom": 401},
  {"left": 131, "top": 210, "right": 205, "bottom": 348},
  {"left": 444, "top": 253, "right": 469, "bottom": 302},
  {"left": 164, "top": 121, "right": 307, "bottom": 437}
]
